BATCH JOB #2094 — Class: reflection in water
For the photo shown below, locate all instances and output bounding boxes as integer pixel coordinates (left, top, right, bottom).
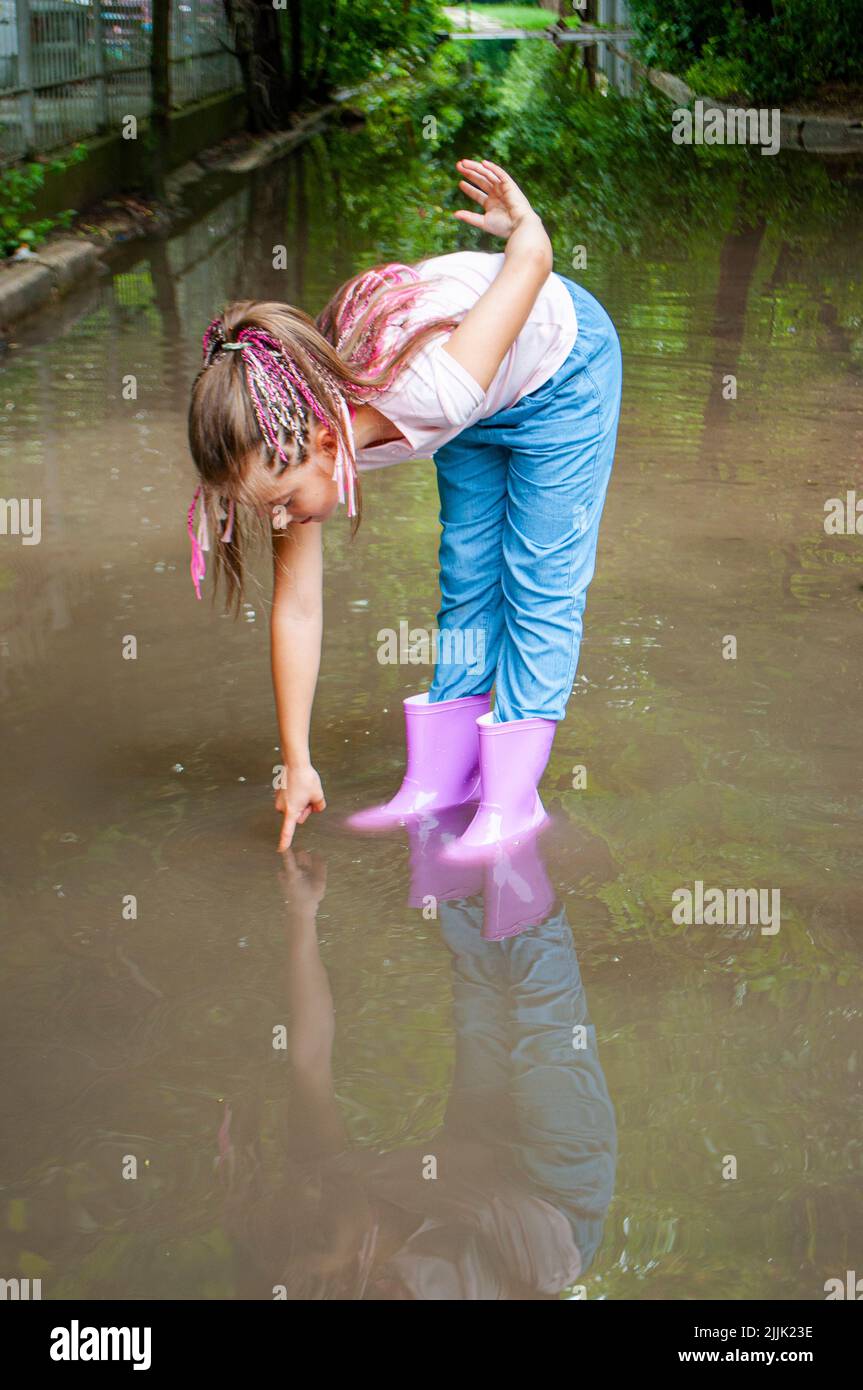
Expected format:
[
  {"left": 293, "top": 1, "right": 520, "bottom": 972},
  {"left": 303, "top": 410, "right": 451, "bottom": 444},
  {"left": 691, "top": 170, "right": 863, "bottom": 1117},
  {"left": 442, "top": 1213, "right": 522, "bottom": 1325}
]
[
  {"left": 404, "top": 805, "right": 557, "bottom": 941},
  {"left": 223, "top": 841, "right": 615, "bottom": 1300}
]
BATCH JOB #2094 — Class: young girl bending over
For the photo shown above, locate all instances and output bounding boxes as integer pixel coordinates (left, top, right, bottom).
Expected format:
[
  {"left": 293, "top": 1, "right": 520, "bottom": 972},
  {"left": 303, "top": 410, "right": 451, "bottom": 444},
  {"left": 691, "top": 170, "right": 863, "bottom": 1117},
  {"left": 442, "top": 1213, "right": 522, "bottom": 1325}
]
[{"left": 187, "top": 159, "right": 622, "bottom": 859}]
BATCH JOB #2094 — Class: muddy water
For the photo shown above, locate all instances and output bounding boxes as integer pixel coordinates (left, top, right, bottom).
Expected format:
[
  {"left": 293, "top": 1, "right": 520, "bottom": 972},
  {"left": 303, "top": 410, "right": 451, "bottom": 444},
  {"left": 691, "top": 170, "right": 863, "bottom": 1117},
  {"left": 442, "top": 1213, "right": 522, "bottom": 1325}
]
[{"left": 1, "top": 131, "right": 861, "bottom": 1301}]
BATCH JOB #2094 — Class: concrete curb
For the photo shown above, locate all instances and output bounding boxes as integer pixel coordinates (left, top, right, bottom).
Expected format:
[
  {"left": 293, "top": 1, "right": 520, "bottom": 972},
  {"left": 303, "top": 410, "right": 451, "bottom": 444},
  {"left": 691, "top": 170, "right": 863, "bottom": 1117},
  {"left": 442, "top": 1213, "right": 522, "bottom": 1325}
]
[
  {"left": 222, "top": 83, "right": 377, "bottom": 175},
  {"left": 0, "top": 239, "right": 101, "bottom": 330},
  {"left": 224, "top": 105, "right": 339, "bottom": 174},
  {"left": 610, "top": 46, "right": 863, "bottom": 153}
]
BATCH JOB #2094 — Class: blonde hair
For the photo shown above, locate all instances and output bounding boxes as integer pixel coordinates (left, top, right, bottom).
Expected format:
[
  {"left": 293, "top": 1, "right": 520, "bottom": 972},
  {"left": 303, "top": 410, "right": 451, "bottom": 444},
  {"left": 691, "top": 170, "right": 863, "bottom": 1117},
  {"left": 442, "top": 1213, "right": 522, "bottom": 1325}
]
[{"left": 188, "top": 263, "right": 461, "bottom": 612}]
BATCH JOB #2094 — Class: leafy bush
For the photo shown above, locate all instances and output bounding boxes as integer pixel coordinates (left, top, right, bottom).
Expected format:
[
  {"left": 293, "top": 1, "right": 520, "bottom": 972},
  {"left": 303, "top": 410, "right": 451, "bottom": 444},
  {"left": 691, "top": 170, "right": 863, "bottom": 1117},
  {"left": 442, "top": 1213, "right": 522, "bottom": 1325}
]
[
  {"left": 684, "top": 41, "right": 751, "bottom": 101},
  {"left": 282, "top": 0, "right": 443, "bottom": 98},
  {"left": 358, "top": 30, "right": 500, "bottom": 151},
  {"left": 626, "top": 0, "right": 863, "bottom": 104},
  {"left": 0, "top": 145, "right": 87, "bottom": 258},
  {"left": 487, "top": 38, "right": 845, "bottom": 254}
]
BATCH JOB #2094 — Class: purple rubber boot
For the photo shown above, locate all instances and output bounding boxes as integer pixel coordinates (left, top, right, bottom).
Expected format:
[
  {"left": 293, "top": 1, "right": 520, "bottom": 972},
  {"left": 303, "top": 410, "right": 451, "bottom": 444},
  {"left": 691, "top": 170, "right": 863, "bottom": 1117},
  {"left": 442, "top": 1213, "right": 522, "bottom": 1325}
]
[
  {"left": 441, "top": 711, "right": 557, "bottom": 862},
  {"left": 346, "top": 691, "right": 491, "bottom": 831}
]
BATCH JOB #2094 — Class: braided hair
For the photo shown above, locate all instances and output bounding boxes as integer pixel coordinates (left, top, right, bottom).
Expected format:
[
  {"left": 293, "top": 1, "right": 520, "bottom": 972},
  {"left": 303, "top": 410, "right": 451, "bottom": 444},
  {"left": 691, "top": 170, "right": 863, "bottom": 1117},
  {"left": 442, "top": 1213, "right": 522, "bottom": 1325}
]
[{"left": 187, "top": 264, "right": 462, "bottom": 610}]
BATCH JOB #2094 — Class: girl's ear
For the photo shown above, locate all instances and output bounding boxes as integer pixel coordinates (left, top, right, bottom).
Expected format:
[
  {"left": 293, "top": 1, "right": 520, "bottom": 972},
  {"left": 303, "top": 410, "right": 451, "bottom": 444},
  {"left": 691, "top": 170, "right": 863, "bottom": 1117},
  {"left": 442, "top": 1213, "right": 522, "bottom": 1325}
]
[{"left": 312, "top": 421, "right": 338, "bottom": 458}]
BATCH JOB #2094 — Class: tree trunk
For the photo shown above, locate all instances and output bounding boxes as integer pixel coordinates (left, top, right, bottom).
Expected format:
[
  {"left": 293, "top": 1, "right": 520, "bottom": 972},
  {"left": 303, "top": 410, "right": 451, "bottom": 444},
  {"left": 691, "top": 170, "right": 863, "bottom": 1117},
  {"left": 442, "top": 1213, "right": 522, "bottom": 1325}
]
[
  {"left": 149, "top": 0, "right": 171, "bottom": 199},
  {"left": 223, "top": 0, "right": 291, "bottom": 132},
  {"left": 311, "top": 0, "right": 338, "bottom": 99},
  {"left": 697, "top": 213, "right": 766, "bottom": 476},
  {"left": 148, "top": 240, "right": 184, "bottom": 408},
  {"left": 291, "top": 145, "right": 308, "bottom": 306},
  {"left": 287, "top": 0, "right": 305, "bottom": 111}
]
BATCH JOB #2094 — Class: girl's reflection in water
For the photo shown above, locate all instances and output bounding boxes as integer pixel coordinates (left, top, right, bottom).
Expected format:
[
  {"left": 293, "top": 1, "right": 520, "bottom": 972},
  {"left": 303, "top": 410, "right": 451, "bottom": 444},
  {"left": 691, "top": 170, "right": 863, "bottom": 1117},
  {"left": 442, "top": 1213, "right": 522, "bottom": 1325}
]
[{"left": 220, "top": 821, "right": 617, "bottom": 1300}]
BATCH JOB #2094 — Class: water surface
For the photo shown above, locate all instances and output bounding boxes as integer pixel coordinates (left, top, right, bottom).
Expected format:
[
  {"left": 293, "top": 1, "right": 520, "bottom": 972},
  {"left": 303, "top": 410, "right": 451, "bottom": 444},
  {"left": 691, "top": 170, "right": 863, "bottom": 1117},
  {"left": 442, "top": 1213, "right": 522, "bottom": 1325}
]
[{"left": 1, "top": 118, "right": 861, "bottom": 1300}]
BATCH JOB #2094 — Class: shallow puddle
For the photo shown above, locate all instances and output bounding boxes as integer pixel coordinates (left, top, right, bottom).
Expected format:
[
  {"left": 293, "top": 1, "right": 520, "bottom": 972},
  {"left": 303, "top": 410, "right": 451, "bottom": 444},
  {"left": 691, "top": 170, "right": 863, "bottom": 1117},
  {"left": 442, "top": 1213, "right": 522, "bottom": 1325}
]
[{"left": 1, "top": 126, "right": 861, "bottom": 1299}]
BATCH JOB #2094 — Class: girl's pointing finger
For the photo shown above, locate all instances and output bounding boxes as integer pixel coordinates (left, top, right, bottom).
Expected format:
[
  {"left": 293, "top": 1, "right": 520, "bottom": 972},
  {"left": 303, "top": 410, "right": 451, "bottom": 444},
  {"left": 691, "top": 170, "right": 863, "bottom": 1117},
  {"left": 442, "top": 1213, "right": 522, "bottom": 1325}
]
[{"left": 279, "top": 810, "right": 298, "bottom": 852}]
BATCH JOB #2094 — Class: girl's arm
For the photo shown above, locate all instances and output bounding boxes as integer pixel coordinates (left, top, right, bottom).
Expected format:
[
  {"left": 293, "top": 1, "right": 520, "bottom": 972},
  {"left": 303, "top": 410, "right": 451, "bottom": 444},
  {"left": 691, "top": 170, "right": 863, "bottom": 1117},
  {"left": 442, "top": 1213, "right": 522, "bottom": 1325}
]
[
  {"left": 271, "top": 521, "right": 327, "bottom": 851},
  {"left": 441, "top": 158, "right": 554, "bottom": 391}
]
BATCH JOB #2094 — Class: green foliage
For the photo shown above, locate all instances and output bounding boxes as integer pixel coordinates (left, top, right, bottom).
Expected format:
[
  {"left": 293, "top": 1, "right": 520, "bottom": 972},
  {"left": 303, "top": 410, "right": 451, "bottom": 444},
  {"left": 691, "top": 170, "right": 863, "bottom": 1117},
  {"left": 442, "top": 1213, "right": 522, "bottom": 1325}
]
[
  {"left": 492, "top": 42, "right": 714, "bottom": 251},
  {"left": 488, "top": 39, "right": 847, "bottom": 257},
  {"left": 358, "top": 34, "right": 500, "bottom": 158},
  {"left": 332, "top": 30, "right": 852, "bottom": 268},
  {"left": 625, "top": 0, "right": 735, "bottom": 71},
  {"left": 739, "top": 0, "right": 863, "bottom": 103},
  {"left": 627, "top": 0, "right": 863, "bottom": 104},
  {"left": 684, "top": 40, "right": 750, "bottom": 101},
  {"left": 0, "top": 145, "right": 87, "bottom": 258},
  {"left": 281, "top": 0, "right": 444, "bottom": 98}
]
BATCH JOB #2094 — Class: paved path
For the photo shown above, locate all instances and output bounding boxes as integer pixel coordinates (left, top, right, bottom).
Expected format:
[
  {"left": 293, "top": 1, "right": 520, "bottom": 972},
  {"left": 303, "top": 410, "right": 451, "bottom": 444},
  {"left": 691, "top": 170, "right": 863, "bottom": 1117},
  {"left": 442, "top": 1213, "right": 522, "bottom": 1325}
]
[
  {"left": 441, "top": 9, "right": 633, "bottom": 43},
  {"left": 442, "top": 6, "right": 508, "bottom": 33}
]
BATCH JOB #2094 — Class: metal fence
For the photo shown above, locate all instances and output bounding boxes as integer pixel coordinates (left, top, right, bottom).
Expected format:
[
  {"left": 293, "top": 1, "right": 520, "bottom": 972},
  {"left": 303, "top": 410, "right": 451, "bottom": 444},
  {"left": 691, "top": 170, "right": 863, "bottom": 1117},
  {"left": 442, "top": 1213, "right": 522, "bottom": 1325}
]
[{"left": 0, "top": 0, "right": 242, "bottom": 166}]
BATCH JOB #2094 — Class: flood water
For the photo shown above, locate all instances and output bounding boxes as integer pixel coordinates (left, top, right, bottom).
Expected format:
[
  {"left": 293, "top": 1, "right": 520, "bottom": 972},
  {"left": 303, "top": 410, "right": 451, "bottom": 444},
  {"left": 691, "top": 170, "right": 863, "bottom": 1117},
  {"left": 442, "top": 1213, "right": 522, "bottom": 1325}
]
[{"left": 1, "top": 113, "right": 861, "bottom": 1299}]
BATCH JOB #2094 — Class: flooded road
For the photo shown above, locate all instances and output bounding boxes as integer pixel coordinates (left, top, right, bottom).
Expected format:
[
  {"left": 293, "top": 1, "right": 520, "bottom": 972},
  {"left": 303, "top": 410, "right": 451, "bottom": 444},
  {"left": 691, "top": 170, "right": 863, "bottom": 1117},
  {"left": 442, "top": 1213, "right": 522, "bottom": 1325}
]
[{"left": 1, "top": 118, "right": 861, "bottom": 1299}]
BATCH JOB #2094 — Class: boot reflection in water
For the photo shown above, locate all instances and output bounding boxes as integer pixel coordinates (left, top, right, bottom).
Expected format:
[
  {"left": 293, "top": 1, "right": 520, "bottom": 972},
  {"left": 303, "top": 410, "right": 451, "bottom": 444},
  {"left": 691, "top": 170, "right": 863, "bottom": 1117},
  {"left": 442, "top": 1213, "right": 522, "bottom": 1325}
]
[
  {"left": 220, "top": 849, "right": 615, "bottom": 1299},
  {"left": 404, "top": 803, "right": 556, "bottom": 941}
]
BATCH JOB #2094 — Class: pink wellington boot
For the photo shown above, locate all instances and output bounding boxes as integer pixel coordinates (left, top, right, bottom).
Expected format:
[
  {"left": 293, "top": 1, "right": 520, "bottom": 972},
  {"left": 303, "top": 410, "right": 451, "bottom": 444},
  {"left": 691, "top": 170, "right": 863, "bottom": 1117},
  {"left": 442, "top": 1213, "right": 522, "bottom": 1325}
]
[
  {"left": 345, "top": 691, "right": 492, "bottom": 831},
  {"left": 441, "top": 711, "right": 557, "bottom": 863}
]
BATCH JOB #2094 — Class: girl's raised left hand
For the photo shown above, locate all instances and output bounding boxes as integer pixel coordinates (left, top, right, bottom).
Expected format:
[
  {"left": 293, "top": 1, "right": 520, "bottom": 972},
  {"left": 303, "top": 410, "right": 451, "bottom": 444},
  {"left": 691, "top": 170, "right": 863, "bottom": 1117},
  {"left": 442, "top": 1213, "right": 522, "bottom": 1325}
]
[{"left": 453, "top": 158, "right": 538, "bottom": 240}]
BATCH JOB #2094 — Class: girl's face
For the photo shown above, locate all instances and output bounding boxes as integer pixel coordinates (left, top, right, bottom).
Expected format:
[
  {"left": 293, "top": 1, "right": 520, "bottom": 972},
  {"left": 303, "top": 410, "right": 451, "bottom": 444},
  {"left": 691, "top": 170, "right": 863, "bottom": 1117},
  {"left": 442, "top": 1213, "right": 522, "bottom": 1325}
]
[{"left": 246, "top": 427, "right": 341, "bottom": 526}]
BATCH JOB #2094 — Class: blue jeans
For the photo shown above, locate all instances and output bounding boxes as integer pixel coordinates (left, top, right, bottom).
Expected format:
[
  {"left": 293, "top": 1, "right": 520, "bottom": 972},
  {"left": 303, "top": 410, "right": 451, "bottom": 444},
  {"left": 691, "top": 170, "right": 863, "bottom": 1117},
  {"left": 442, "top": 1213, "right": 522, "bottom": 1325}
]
[{"left": 428, "top": 276, "right": 623, "bottom": 723}]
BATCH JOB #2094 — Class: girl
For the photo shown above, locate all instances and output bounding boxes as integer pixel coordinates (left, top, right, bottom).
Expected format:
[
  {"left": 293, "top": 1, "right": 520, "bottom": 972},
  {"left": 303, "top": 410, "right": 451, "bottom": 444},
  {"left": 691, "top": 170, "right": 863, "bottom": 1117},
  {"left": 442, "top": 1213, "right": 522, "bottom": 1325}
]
[{"left": 187, "top": 158, "right": 622, "bottom": 858}]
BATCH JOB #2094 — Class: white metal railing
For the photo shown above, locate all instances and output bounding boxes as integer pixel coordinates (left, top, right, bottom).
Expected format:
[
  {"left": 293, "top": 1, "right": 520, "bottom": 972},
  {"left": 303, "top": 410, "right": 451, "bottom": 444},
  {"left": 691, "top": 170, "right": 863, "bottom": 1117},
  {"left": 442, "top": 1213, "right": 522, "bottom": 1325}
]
[{"left": 0, "top": 0, "right": 241, "bottom": 166}]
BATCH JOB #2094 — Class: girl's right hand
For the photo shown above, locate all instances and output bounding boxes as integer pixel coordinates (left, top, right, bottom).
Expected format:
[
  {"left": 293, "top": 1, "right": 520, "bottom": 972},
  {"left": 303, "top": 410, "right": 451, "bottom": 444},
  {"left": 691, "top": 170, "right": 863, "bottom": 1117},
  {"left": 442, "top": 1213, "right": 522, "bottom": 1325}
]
[
  {"left": 275, "top": 765, "right": 327, "bottom": 851},
  {"left": 453, "top": 158, "right": 539, "bottom": 240}
]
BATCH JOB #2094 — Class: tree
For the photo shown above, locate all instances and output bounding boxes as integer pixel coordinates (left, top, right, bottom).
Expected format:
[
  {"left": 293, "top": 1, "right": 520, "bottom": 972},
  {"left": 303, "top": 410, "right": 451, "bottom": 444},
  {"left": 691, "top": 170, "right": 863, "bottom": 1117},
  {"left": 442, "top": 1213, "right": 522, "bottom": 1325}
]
[
  {"left": 286, "top": 0, "right": 304, "bottom": 109},
  {"left": 149, "top": 0, "right": 171, "bottom": 198},
  {"left": 221, "top": 0, "right": 441, "bottom": 134},
  {"left": 224, "top": 0, "right": 292, "bottom": 132}
]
